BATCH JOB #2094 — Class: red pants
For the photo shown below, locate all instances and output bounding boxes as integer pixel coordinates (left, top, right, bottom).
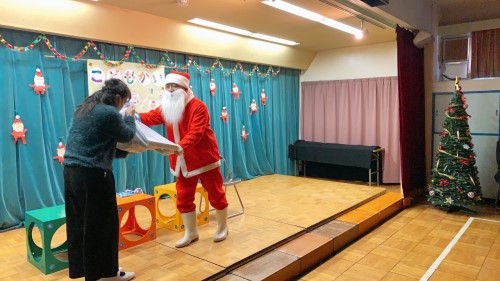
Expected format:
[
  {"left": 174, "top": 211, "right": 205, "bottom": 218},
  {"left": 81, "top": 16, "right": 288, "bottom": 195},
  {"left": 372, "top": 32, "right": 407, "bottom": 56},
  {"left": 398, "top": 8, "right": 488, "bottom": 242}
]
[{"left": 176, "top": 167, "right": 228, "bottom": 213}]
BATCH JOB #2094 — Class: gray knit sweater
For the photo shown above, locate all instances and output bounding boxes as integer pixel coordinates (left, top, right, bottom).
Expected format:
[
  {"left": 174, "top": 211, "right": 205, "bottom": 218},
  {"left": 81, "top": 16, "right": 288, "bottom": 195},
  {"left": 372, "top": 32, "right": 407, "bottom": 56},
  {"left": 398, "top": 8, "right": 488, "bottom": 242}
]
[{"left": 64, "top": 104, "right": 136, "bottom": 171}]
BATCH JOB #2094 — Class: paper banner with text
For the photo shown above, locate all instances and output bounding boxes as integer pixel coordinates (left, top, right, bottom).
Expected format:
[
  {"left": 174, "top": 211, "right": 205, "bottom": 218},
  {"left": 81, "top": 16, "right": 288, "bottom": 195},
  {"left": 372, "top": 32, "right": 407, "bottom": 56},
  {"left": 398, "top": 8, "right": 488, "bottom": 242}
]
[{"left": 87, "top": 59, "right": 165, "bottom": 113}]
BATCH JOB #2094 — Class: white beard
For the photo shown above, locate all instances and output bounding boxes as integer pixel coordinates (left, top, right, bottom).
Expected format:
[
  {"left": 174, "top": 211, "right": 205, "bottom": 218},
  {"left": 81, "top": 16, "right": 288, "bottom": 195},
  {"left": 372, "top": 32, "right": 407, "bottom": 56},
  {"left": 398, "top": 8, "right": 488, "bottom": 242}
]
[{"left": 162, "top": 89, "right": 186, "bottom": 124}]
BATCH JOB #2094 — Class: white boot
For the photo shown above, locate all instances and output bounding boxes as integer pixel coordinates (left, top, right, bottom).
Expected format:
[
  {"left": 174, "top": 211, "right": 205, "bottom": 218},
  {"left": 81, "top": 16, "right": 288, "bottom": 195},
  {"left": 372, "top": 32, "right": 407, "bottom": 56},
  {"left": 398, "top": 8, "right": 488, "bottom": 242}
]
[
  {"left": 175, "top": 211, "right": 199, "bottom": 248},
  {"left": 213, "top": 208, "right": 229, "bottom": 242}
]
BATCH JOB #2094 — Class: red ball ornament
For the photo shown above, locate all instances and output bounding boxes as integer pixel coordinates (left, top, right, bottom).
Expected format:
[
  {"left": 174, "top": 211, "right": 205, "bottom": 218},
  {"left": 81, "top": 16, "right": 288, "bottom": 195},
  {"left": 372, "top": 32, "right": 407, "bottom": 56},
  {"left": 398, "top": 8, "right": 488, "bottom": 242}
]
[{"left": 438, "top": 146, "right": 443, "bottom": 150}]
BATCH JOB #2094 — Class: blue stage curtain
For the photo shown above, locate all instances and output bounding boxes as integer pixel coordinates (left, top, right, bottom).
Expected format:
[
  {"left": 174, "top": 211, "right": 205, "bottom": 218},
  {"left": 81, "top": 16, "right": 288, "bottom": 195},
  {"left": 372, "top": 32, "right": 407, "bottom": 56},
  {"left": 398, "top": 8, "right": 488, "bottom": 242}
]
[{"left": 0, "top": 28, "right": 299, "bottom": 231}]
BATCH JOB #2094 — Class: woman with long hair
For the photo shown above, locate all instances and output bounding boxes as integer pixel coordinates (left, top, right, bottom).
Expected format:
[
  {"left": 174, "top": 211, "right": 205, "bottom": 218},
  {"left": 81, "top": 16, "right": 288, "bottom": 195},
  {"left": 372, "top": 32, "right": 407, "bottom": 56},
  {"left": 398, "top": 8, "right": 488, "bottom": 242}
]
[{"left": 63, "top": 78, "right": 136, "bottom": 281}]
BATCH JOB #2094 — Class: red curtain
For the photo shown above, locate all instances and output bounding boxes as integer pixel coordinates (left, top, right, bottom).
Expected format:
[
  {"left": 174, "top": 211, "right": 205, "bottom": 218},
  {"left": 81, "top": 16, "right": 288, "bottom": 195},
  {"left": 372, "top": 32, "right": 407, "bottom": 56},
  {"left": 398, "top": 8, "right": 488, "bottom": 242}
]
[
  {"left": 396, "top": 26, "right": 426, "bottom": 198},
  {"left": 471, "top": 28, "right": 500, "bottom": 78}
]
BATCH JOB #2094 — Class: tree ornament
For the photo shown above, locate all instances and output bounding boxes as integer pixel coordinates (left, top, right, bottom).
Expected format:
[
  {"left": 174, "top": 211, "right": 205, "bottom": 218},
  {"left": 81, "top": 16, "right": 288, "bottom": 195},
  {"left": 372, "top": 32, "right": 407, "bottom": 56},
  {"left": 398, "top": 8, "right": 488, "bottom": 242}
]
[
  {"left": 231, "top": 83, "right": 241, "bottom": 99},
  {"left": 53, "top": 140, "right": 65, "bottom": 164},
  {"left": 429, "top": 190, "right": 435, "bottom": 196},
  {"left": 220, "top": 106, "right": 229, "bottom": 123},
  {"left": 29, "top": 67, "right": 50, "bottom": 94},
  {"left": 439, "top": 179, "right": 449, "bottom": 186},
  {"left": 260, "top": 89, "right": 267, "bottom": 106},
  {"left": 11, "top": 115, "right": 27, "bottom": 144},
  {"left": 249, "top": 99, "right": 258, "bottom": 115},
  {"left": 467, "top": 192, "right": 474, "bottom": 198},
  {"left": 209, "top": 78, "right": 217, "bottom": 96},
  {"left": 241, "top": 125, "right": 249, "bottom": 141}
]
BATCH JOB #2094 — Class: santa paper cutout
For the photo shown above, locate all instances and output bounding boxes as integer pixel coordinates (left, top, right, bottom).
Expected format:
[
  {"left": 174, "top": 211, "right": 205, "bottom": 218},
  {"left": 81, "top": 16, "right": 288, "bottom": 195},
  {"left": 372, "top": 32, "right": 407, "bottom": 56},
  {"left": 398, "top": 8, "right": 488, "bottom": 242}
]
[
  {"left": 249, "top": 99, "right": 258, "bottom": 115},
  {"left": 12, "top": 115, "right": 27, "bottom": 144},
  {"left": 220, "top": 106, "right": 229, "bottom": 123},
  {"left": 231, "top": 83, "right": 241, "bottom": 99},
  {"left": 29, "top": 67, "right": 50, "bottom": 94},
  {"left": 241, "top": 125, "right": 249, "bottom": 141},
  {"left": 209, "top": 78, "right": 217, "bottom": 96},
  {"left": 53, "top": 141, "right": 66, "bottom": 164},
  {"left": 260, "top": 89, "right": 267, "bottom": 106}
]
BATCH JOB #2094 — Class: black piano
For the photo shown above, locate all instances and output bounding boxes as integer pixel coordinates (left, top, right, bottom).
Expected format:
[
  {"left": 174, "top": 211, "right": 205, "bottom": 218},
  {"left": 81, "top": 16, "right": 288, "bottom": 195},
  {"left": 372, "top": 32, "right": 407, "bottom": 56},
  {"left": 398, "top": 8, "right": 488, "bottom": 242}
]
[{"left": 288, "top": 140, "right": 383, "bottom": 185}]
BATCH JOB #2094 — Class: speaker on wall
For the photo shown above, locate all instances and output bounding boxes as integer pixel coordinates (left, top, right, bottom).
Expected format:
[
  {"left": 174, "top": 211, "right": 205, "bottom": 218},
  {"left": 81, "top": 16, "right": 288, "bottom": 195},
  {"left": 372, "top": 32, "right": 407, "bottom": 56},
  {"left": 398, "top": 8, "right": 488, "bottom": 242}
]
[{"left": 413, "top": 30, "right": 433, "bottom": 48}]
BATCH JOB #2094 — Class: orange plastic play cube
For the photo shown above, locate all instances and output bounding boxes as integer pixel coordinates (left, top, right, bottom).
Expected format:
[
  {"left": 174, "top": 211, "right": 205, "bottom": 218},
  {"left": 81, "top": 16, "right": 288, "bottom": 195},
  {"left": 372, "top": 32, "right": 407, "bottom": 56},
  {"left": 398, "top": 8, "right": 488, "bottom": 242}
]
[{"left": 116, "top": 193, "right": 156, "bottom": 250}]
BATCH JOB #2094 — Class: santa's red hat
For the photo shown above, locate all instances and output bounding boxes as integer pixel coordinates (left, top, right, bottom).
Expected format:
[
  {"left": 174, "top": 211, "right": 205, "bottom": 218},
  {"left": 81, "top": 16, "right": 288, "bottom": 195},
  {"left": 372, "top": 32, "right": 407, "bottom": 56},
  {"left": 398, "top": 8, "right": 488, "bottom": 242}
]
[
  {"left": 13, "top": 115, "right": 22, "bottom": 123},
  {"left": 165, "top": 71, "right": 190, "bottom": 89},
  {"left": 57, "top": 141, "right": 65, "bottom": 149}
]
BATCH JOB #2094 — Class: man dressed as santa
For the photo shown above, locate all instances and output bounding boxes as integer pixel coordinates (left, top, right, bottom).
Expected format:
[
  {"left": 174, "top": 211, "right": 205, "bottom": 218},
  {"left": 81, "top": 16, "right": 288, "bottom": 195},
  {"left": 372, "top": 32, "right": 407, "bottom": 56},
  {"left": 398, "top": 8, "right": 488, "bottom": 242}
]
[{"left": 139, "top": 71, "right": 229, "bottom": 248}]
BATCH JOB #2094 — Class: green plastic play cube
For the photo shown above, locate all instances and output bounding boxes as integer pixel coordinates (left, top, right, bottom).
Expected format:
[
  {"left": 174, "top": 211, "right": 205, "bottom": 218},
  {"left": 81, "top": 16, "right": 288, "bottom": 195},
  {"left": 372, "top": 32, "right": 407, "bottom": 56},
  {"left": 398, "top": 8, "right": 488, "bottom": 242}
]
[{"left": 25, "top": 204, "right": 68, "bottom": 274}]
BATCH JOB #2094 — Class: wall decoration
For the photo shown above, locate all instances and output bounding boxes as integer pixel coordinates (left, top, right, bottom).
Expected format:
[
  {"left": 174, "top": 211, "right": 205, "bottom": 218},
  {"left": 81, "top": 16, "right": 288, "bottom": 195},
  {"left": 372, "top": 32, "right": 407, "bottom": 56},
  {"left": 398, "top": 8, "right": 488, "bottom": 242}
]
[
  {"left": 231, "top": 83, "right": 241, "bottom": 99},
  {"left": 241, "top": 125, "right": 249, "bottom": 141},
  {"left": 29, "top": 67, "right": 50, "bottom": 95},
  {"left": 220, "top": 107, "right": 229, "bottom": 123},
  {"left": 260, "top": 89, "right": 267, "bottom": 106},
  {"left": 249, "top": 99, "right": 258, "bottom": 115},
  {"left": 87, "top": 60, "right": 165, "bottom": 113},
  {"left": 11, "top": 115, "right": 27, "bottom": 144},
  {"left": 209, "top": 78, "right": 217, "bottom": 96},
  {"left": 53, "top": 140, "right": 65, "bottom": 164}
]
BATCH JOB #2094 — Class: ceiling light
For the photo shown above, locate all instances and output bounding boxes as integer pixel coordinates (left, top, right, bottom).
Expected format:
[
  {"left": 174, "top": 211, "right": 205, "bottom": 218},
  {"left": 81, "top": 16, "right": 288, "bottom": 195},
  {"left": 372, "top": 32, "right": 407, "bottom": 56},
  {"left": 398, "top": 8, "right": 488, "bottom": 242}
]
[
  {"left": 177, "top": 0, "right": 189, "bottom": 7},
  {"left": 188, "top": 18, "right": 251, "bottom": 36},
  {"left": 262, "top": 0, "right": 364, "bottom": 38},
  {"left": 188, "top": 18, "right": 299, "bottom": 46}
]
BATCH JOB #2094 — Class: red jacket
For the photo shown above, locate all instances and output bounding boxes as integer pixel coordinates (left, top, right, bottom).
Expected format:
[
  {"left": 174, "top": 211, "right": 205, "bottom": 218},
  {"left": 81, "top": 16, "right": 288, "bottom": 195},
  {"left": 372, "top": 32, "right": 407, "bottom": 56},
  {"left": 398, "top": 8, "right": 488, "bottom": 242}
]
[{"left": 140, "top": 98, "right": 220, "bottom": 178}]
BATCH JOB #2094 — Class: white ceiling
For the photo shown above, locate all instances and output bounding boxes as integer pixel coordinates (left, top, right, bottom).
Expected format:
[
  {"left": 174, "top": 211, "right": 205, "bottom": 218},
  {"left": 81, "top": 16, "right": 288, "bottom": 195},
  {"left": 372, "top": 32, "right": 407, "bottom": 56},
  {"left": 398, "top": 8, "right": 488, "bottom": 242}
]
[{"left": 86, "top": 0, "right": 500, "bottom": 52}]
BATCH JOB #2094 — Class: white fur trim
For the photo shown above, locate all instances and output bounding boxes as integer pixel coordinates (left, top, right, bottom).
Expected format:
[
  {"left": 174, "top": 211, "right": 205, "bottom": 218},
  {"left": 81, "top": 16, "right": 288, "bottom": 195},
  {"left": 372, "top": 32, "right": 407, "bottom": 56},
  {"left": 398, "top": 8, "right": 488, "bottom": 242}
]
[{"left": 165, "top": 73, "right": 189, "bottom": 90}]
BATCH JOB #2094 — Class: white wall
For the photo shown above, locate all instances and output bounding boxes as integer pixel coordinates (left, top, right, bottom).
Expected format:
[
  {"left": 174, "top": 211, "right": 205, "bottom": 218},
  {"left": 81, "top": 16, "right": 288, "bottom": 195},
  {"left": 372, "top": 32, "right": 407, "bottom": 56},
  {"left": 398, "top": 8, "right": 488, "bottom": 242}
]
[{"left": 300, "top": 41, "right": 397, "bottom": 82}]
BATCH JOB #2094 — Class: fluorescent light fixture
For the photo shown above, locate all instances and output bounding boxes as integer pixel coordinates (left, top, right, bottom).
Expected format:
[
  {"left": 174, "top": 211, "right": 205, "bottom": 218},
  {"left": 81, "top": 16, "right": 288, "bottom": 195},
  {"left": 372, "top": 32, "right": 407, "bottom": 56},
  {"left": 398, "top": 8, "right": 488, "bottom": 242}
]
[
  {"left": 261, "top": 0, "right": 323, "bottom": 22},
  {"left": 262, "top": 0, "right": 364, "bottom": 38},
  {"left": 188, "top": 18, "right": 251, "bottom": 36},
  {"left": 251, "top": 33, "right": 299, "bottom": 46},
  {"left": 188, "top": 18, "right": 299, "bottom": 45}
]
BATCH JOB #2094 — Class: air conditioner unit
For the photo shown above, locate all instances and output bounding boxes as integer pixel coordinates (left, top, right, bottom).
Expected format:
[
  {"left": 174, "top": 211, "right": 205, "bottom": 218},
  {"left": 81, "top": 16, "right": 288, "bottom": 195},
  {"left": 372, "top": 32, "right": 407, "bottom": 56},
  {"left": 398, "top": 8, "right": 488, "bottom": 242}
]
[
  {"left": 442, "top": 37, "right": 469, "bottom": 62},
  {"left": 359, "top": 0, "right": 389, "bottom": 7}
]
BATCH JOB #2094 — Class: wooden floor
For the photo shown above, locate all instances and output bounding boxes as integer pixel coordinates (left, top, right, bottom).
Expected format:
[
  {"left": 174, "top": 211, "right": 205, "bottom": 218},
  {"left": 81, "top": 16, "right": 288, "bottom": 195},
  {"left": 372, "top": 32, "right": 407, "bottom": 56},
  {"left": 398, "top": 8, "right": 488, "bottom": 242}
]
[
  {"left": 0, "top": 174, "right": 386, "bottom": 281},
  {"left": 300, "top": 198, "right": 500, "bottom": 280},
  {"left": 2, "top": 175, "right": 498, "bottom": 281}
]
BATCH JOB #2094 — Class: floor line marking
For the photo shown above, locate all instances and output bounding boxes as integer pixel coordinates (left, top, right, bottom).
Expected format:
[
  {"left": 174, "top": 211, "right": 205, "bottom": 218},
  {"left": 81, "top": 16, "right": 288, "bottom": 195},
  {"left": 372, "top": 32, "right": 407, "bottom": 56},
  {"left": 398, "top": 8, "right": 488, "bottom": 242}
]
[
  {"left": 420, "top": 217, "right": 474, "bottom": 281},
  {"left": 474, "top": 217, "right": 500, "bottom": 223}
]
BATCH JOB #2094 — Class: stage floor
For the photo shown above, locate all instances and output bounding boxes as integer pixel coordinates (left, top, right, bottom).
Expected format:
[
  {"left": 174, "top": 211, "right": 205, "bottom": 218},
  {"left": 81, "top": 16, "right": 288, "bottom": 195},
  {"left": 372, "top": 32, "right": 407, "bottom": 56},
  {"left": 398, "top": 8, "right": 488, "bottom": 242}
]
[{"left": 0, "top": 174, "right": 386, "bottom": 281}]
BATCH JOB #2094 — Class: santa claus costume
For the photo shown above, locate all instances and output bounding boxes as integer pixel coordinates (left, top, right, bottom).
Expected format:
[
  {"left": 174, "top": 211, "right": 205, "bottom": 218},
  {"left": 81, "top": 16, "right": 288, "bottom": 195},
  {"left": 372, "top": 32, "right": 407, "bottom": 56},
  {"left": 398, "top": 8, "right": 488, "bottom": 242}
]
[{"left": 140, "top": 71, "right": 229, "bottom": 248}]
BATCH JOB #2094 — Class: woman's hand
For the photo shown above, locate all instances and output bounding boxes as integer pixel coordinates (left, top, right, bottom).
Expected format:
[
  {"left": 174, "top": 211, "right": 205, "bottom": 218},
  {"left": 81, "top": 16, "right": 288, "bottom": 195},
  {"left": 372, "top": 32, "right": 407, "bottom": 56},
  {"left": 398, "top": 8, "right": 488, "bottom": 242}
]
[{"left": 125, "top": 106, "right": 136, "bottom": 117}]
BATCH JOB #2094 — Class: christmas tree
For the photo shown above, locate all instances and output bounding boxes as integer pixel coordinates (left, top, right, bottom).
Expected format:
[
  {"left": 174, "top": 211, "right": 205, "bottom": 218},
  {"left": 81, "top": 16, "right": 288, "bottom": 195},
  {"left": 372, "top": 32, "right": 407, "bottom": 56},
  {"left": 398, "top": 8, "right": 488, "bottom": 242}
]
[{"left": 427, "top": 78, "right": 482, "bottom": 210}]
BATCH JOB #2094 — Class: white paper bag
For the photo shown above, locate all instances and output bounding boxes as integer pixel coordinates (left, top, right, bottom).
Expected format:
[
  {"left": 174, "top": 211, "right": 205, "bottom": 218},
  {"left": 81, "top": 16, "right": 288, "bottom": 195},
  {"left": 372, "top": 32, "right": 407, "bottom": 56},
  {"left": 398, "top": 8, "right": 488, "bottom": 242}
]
[{"left": 117, "top": 107, "right": 180, "bottom": 155}]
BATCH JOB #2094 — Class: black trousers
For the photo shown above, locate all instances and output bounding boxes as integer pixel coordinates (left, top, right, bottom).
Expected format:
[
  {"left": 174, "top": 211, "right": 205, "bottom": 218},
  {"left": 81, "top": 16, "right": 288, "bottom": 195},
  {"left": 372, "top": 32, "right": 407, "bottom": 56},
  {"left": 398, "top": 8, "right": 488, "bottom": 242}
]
[{"left": 64, "top": 166, "right": 119, "bottom": 281}]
